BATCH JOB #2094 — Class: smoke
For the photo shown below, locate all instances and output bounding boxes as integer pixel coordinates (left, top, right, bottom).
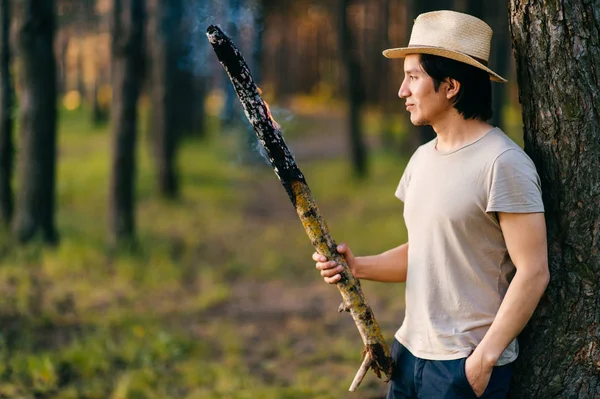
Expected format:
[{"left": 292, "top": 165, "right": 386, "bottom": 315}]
[
  {"left": 251, "top": 134, "right": 272, "bottom": 166},
  {"left": 268, "top": 107, "right": 294, "bottom": 126},
  {"left": 182, "top": 0, "right": 295, "bottom": 168},
  {"left": 178, "top": 0, "right": 212, "bottom": 75},
  {"left": 181, "top": 0, "right": 263, "bottom": 78}
]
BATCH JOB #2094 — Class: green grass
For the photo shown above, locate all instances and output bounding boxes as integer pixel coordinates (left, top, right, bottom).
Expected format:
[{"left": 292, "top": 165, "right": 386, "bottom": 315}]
[
  {"left": 0, "top": 99, "right": 525, "bottom": 398},
  {"left": 0, "top": 106, "right": 412, "bottom": 398}
]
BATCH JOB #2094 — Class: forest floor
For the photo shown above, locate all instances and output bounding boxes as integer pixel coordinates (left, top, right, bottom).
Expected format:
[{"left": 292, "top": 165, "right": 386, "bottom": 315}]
[
  {"left": 0, "top": 101, "right": 523, "bottom": 398},
  {"left": 0, "top": 105, "right": 409, "bottom": 399}
]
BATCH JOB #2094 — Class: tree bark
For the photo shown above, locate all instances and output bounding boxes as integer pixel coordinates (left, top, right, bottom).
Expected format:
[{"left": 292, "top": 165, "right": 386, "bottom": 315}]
[
  {"left": 147, "top": 0, "right": 182, "bottom": 198},
  {"left": 508, "top": 2, "right": 600, "bottom": 398},
  {"left": 338, "top": 0, "right": 367, "bottom": 178},
  {"left": 108, "top": 0, "right": 145, "bottom": 247},
  {"left": 0, "top": 0, "right": 13, "bottom": 227},
  {"left": 13, "top": 0, "right": 58, "bottom": 244}
]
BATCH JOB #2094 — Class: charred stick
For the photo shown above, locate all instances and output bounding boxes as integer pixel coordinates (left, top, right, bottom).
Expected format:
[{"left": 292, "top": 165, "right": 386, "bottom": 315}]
[{"left": 206, "top": 25, "right": 393, "bottom": 391}]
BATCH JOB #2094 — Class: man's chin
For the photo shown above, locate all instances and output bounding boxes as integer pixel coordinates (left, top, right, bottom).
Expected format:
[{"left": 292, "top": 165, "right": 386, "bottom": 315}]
[{"left": 410, "top": 117, "right": 429, "bottom": 127}]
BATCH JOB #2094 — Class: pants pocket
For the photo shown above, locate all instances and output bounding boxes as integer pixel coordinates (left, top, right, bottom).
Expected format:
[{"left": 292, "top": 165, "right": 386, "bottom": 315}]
[{"left": 458, "top": 357, "right": 478, "bottom": 396}]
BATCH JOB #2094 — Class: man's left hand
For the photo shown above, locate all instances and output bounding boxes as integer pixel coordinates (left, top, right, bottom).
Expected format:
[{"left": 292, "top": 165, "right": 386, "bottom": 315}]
[{"left": 464, "top": 353, "right": 494, "bottom": 397}]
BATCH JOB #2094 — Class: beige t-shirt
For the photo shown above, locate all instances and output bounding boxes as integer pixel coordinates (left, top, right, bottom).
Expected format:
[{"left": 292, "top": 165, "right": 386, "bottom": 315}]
[{"left": 394, "top": 128, "right": 544, "bottom": 366}]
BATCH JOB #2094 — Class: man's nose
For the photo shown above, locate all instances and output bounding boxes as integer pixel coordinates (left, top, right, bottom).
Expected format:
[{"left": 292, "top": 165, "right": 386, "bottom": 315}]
[{"left": 398, "top": 80, "right": 409, "bottom": 98}]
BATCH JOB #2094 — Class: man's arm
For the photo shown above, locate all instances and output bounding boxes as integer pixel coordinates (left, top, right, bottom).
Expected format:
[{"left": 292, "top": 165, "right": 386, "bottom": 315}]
[
  {"left": 466, "top": 212, "right": 549, "bottom": 396},
  {"left": 314, "top": 242, "right": 409, "bottom": 284}
]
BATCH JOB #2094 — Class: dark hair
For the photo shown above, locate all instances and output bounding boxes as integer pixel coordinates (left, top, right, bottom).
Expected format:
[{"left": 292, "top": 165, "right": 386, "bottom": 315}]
[{"left": 419, "top": 54, "right": 493, "bottom": 121}]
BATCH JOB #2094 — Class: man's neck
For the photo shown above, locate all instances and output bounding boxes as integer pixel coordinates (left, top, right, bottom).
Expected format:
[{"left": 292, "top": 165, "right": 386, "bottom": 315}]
[{"left": 431, "top": 111, "right": 493, "bottom": 153}]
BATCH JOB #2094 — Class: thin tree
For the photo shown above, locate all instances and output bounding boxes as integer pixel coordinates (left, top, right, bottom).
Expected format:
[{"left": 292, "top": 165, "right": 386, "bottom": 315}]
[
  {"left": 251, "top": 0, "right": 264, "bottom": 88},
  {"left": 220, "top": 0, "right": 240, "bottom": 126},
  {"left": 338, "top": 0, "right": 367, "bottom": 177},
  {"left": 508, "top": 1, "right": 600, "bottom": 397},
  {"left": 407, "top": 0, "right": 452, "bottom": 146},
  {"left": 147, "top": 0, "right": 183, "bottom": 198},
  {"left": 0, "top": 0, "right": 13, "bottom": 227},
  {"left": 177, "top": 22, "right": 203, "bottom": 138},
  {"left": 465, "top": 0, "right": 483, "bottom": 18},
  {"left": 486, "top": 0, "right": 509, "bottom": 132},
  {"left": 379, "top": 0, "right": 396, "bottom": 149},
  {"left": 108, "top": 0, "right": 145, "bottom": 247},
  {"left": 13, "top": 0, "right": 58, "bottom": 243},
  {"left": 188, "top": 0, "right": 213, "bottom": 138},
  {"left": 458, "top": 0, "right": 509, "bottom": 131},
  {"left": 274, "top": 1, "right": 291, "bottom": 100}
]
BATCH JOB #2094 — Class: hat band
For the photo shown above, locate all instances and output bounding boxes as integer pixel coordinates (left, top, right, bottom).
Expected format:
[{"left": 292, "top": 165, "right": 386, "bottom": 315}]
[{"left": 408, "top": 44, "right": 489, "bottom": 66}]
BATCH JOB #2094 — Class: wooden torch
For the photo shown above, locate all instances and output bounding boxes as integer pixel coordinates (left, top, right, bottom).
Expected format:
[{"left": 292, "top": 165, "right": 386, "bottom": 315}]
[{"left": 206, "top": 25, "right": 393, "bottom": 391}]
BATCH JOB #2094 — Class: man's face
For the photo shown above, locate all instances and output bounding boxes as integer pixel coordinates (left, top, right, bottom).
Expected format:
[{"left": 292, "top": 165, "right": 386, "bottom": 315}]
[{"left": 398, "top": 54, "right": 451, "bottom": 126}]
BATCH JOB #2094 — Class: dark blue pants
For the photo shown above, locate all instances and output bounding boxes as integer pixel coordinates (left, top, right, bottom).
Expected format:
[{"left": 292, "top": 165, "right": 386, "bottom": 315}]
[{"left": 386, "top": 339, "right": 513, "bottom": 399}]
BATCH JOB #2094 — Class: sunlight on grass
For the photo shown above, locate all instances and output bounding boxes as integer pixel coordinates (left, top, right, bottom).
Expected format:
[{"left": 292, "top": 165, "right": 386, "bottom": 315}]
[{"left": 0, "top": 106, "right": 413, "bottom": 398}]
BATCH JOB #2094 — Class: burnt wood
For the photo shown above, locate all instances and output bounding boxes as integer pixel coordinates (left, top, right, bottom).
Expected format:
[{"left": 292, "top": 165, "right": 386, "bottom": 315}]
[{"left": 207, "top": 25, "right": 393, "bottom": 391}]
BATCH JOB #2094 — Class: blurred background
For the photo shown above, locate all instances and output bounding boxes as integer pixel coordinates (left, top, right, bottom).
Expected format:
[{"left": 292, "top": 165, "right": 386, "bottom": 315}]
[{"left": 0, "top": 0, "right": 523, "bottom": 398}]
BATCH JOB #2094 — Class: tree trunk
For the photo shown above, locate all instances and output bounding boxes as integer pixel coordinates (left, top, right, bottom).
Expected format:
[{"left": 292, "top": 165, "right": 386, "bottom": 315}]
[
  {"left": 275, "top": 2, "right": 291, "bottom": 100},
  {"left": 339, "top": 0, "right": 367, "bottom": 178},
  {"left": 489, "top": 1, "right": 509, "bottom": 132},
  {"left": 508, "top": 2, "right": 600, "bottom": 397},
  {"left": 406, "top": 0, "right": 453, "bottom": 146},
  {"left": 252, "top": 0, "right": 264, "bottom": 87},
  {"left": 194, "top": 76, "right": 206, "bottom": 138},
  {"left": 0, "top": 0, "right": 13, "bottom": 227},
  {"left": 465, "top": 0, "right": 484, "bottom": 19},
  {"left": 76, "top": 42, "right": 86, "bottom": 101},
  {"left": 148, "top": 0, "right": 182, "bottom": 198},
  {"left": 57, "top": 31, "right": 69, "bottom": 96},
  {"left": 176, "top": 71, "right": 203, "bottom": 137},
  {"left": 91, "top": 77, "right": 109, "bottom": 125},
  {"left": 220, "top": 0, "right": 240, "bottom": 125},
  {"left": 108, "top": 0, "right": 145, "bottom": 247},
  {"left": 176, "top": 2, "right": 204, "bottom": 138},
  {"left": 379, "top": 0, "right": 396, "bottom": 149},
  {"left": 452, "top": 1, "right": 509, "bottom": 131},
  {"left": 13, "top": 0, "right": 58, "bottom": 244},
  {"left": 481, "top": 0, "right": 509, "bottom": 131}
]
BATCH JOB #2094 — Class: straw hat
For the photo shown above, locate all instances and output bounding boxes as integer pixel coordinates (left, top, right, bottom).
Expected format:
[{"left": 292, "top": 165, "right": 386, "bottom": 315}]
[{"left": 383, "top": 10, "right": 507, "bottom": 83}]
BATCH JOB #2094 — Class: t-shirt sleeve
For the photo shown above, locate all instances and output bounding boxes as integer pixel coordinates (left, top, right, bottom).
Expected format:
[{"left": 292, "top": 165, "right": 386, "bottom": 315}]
[
  {"left": 395, "top": 149, "right": 419, "bottom": 202},
  {"left": 486, "top": 149, "right": 544, "bottom": 213},
  {"left": 395, "top": 170, "right": 409, "bottom": 202}
]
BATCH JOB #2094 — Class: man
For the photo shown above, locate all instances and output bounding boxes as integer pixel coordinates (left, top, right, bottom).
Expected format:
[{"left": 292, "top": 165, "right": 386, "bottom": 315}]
[{"left": 313, "top": 10, "right": 549, "bottom": 399}]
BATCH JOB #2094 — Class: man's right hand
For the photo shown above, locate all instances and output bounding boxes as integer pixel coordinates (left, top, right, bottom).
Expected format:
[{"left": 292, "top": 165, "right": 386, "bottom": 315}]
[{"left": 313, "top": 243, "right": 356, "bottom": 284}]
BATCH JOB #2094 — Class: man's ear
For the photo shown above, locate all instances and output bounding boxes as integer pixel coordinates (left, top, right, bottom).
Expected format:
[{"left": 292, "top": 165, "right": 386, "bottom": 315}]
[{"left": 445, "top": 78, "right": 460, "bottom": 100}]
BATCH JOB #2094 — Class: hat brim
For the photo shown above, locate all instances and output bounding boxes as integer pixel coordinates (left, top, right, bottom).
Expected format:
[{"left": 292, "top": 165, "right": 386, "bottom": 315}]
[{"left": 382, "top": 46, "right": 507, "bottom": 83}]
